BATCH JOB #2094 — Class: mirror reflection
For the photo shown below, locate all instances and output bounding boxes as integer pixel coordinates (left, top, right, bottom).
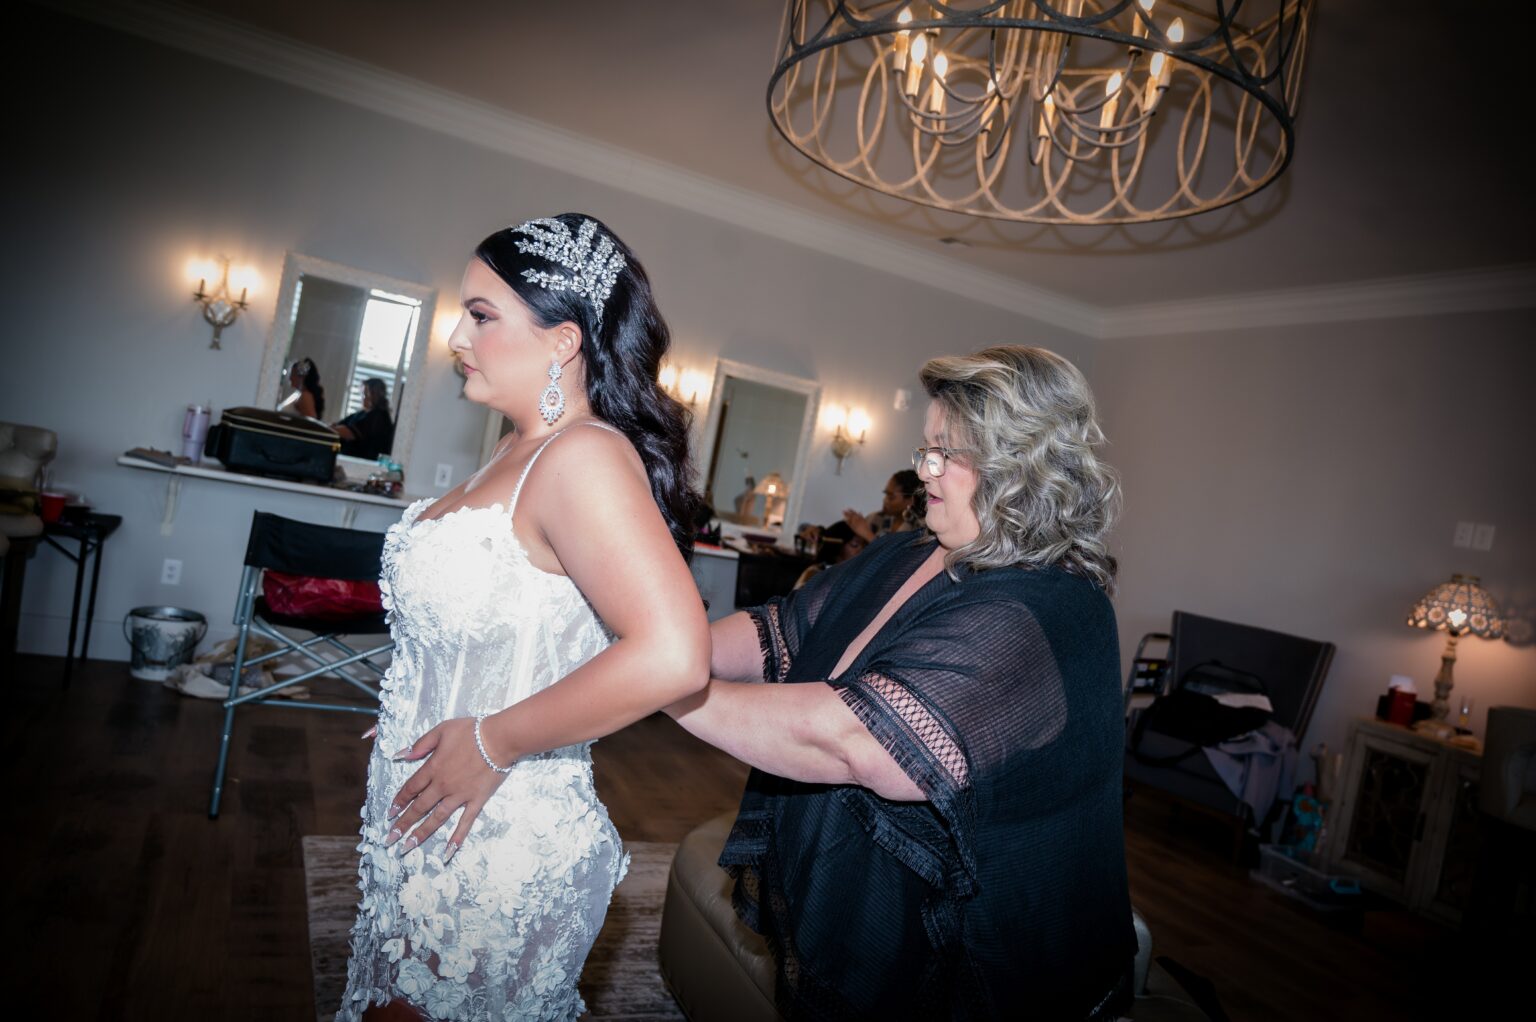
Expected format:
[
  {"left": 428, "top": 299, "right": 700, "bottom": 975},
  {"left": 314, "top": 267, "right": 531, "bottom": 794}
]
[
  {"left": 276, "top": 277, "right": 421, "bottom": 459},
  {"left": 258, "top": 253, "right": 436, "bottom": 473},
  {"left": 699, "top": 361, "right": 820, "bottom": 538}
]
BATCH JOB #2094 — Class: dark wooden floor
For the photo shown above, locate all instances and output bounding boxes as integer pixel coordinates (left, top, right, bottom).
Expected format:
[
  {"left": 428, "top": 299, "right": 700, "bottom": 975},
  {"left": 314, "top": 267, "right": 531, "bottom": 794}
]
[{"left": 4, "top": 655, "right": 1467, "bottom": 1020}]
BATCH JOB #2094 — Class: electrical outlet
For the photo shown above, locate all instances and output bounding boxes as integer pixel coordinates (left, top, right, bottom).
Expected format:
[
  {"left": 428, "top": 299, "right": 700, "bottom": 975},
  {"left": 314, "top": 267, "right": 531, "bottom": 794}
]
[
  {"left": 434, "top": 463, "right": 453, "bottom": 488},
  {"left": 1452, "top": 521, "right": 1475, "bottom": 548},
  {"left": 893, "top": 388, "right": 911, "bottom": 411},
  {"left": 161, "top": 558, "right": 182, "bottom": 585},
  {"left": 1471, "top": 523, "right": 1496, "bottom": 551}
]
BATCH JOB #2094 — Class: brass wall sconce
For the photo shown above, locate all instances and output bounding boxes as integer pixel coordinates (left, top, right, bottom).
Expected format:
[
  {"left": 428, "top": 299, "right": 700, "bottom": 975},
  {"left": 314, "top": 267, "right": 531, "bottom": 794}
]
[
  {"left": 190, "top": 256, "right": 254, "bottom": 349},
  {"left": 828, "top": 406, "right": 870, "bottom": 475}
]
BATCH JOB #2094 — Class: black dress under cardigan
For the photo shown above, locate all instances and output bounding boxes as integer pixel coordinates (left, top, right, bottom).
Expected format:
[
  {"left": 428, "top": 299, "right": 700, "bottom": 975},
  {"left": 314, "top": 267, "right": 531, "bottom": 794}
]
[{"left": 720, "top": 532, "right": 1135, "bottom": 1020}]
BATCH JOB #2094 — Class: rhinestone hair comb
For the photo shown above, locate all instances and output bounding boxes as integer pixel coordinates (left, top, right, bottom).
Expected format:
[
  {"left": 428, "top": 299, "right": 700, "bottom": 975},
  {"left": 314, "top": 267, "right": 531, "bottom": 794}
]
[{"left": 509, "top": 217, "right": 626, "bottom": 335}]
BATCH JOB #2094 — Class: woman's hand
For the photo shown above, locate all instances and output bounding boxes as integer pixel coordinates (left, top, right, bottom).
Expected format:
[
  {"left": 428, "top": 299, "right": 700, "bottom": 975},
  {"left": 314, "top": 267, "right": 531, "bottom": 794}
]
[
  {"left": 383, "top": 717, "right": 512, "bottom": 863},
  {"left": 842, "top": 508, "right": 875, "bottom": 542}
]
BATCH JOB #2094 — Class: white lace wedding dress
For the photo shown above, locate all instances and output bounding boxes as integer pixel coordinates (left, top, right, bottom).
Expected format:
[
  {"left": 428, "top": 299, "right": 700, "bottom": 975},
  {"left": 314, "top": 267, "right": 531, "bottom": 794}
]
[{"left": 339, "top": 426, "right": 628, "bottom": 1021}]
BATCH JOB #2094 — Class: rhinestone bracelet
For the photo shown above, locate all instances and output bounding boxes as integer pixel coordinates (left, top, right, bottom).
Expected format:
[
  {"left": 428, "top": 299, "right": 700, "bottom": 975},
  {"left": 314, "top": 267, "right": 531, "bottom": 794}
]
[{"left": 473, "top": 714, "right": 513, "bottom": 774}]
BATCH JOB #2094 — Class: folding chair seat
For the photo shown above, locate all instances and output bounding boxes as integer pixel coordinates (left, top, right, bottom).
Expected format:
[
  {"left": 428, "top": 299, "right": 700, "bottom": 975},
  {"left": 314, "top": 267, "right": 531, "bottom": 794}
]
[{"left": 208, "top": 511, "right": 392, "bottom": 818}]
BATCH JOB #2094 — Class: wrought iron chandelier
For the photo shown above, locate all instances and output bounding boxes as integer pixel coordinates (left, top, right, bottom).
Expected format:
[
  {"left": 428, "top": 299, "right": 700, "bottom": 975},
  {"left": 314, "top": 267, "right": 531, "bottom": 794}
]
[{"left": 767, "top": 1, "right": 1312, "bottom": 225}]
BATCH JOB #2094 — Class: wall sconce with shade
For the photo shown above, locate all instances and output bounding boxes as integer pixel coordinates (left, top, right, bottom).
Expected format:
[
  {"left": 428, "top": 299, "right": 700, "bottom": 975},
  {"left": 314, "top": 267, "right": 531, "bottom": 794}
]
[
  {"left": 187, "top": 256, "right": 258, "bottom": 349},
  {"left": 826, "top": 405, "right": 870, "bottom": 475},
  {"left": 1406, "top": 573, "right": 1506, "bottom": 731}
]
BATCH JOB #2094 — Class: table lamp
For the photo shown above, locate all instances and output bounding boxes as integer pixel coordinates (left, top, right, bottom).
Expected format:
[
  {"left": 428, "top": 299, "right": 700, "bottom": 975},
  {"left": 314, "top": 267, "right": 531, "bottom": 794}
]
[
  {"left": 754, "top": 472, "right": 788, "bottom": 528},
  {"left": 1406, "top": 574, "right": 1505, "bottom": 727}
]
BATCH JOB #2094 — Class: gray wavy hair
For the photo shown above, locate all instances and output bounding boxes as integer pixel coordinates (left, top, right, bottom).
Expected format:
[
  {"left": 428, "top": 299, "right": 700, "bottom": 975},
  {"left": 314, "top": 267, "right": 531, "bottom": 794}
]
[{"left": 919, "top": 345, "right": 1120, "bottom": 590}]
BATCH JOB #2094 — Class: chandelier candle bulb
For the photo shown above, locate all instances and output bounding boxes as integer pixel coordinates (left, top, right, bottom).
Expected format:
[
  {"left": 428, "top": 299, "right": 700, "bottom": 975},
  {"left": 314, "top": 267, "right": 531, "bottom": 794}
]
[
  {"left": 893, "top": 8, "right": 912, "bottom": 71},
  {"left": 1100, "top": 72, "right": 1123, "bottom": 131},
  {"left": 905, "top": 33, "right": 928, "bottom": 97},
  {"left": 1134, "top": 0, "right": 1155, "bottom": 40},
  {"left": 1145, "top": 52, "right": 1168, "bottom": 109},
  {"left": 1167, "top": 16, "right": 1185, "bottom": 44},
  {"left": 928, "top": 52, "right": 948, "bottom": 114}
]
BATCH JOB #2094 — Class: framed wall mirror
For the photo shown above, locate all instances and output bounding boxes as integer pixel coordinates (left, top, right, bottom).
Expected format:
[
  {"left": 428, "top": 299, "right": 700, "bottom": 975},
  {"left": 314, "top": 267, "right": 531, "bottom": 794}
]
[
  {"left": 698, "top": 359, "right": 820, "bottom": 541},
  {"left": 256, "top": 252, "right": 437, "bottom": 473}
]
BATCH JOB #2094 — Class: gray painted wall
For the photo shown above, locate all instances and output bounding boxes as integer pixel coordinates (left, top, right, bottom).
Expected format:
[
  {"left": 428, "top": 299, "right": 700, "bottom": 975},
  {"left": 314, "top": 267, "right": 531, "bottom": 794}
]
[
  {"left": 5, "top": 7, "right": 1088, "bottom": 661},
  {"left": 1091, "top": 312, "right": 1536, "bottom": 763}
]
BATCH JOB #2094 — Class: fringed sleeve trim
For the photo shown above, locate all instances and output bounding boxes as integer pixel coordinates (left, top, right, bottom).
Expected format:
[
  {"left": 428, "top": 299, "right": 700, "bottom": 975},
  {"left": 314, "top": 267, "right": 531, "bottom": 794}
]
[
  {"left": 834, "top": 672, "right": 979, "bottom": 897},
  {"left": 745, "top": 602, "right": 791, "bottom": 683},
  {"left": 836, "top": 671, "right": 970, "bottom": 794}
]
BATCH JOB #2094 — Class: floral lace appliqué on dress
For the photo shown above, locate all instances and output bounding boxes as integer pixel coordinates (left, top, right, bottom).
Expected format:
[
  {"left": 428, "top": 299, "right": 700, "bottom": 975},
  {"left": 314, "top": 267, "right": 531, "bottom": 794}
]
[{"left": 339, "top": 428, "right": 628, "bottom": 1021}]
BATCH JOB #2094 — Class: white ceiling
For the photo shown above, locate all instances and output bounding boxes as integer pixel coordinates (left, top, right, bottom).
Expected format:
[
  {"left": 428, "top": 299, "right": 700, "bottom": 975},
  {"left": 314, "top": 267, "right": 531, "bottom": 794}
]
[{"left": 96, "top": 1, "right": 1536, "bottom": 310}]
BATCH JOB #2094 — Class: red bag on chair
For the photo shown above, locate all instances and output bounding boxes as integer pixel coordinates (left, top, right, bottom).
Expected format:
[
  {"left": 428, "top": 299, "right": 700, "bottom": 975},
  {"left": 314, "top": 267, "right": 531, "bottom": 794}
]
[{"left": 261, "top": 570, "right": 384, "bottom": 620}]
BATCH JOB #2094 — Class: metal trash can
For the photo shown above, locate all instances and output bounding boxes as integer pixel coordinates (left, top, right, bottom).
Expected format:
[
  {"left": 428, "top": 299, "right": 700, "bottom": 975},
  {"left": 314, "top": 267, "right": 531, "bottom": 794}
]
[{"left": 122, "top": 606, "right": 207, "bottom": 681}]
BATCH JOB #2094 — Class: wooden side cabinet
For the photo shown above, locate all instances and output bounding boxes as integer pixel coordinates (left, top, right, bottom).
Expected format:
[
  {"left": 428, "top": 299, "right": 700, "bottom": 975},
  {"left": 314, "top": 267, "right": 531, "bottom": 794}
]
[{"left": 1324, "top": 717, "right": 1483, "bottom": 925}]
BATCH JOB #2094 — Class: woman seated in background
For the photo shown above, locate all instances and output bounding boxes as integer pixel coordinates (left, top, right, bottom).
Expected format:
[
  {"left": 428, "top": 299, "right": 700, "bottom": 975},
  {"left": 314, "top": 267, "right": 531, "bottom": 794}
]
[
  {"left": 334, "top": 378, "right": 396, "bottom": 460},
  {"left": 667, "top": 345, "right": 1135, "bottom": 1019},
  {"left": 279, "top": 357, "right": 325, "bottom": 419},
  {"left": 843, "top": 467, "right": 922, "bottom": 542},
  {"left": 793, "top": 520, "right": 867, "bottom": 589}
]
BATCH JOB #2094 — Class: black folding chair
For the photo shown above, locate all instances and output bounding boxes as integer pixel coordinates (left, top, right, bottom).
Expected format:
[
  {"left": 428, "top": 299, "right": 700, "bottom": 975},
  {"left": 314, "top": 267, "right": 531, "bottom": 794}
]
[{"left": 208, "top": 512, "right": 392, "bottom": 818}]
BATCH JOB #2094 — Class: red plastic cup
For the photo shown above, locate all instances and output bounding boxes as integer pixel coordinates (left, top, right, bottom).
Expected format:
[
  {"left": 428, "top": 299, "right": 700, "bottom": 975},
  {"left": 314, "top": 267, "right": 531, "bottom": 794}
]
[
  {"left": 1387, "top": 687, "right": 1416, "bottom": 726},
  {"left": 40, "top": 491, "right": 66, "bottom": 523}
]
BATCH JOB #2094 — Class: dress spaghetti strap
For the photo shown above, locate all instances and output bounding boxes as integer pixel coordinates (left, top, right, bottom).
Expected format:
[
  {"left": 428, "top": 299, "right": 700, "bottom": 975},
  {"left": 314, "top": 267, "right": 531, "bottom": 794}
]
[{"left": 507, "top": 420, "right": 626, "bottom": 520}]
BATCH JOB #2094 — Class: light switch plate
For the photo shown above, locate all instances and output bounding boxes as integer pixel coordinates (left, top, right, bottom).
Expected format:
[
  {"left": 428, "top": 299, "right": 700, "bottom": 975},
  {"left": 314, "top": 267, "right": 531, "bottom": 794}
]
[
  {"left": 1471, "top": 523, "right": 1495, "bottom": 551},
  {"left": 434, "top": 463, "right": 453, "bottom": 488},
  {"left": 1453, "top": 521, "right": 1474, "bottom": 548}
]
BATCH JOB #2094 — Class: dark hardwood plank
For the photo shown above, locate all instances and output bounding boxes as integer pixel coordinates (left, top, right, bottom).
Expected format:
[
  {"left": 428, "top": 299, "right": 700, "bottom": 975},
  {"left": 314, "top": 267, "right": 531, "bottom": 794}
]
[{"left": 4, "top": 655, "right": 1470, "bottom": 1020}]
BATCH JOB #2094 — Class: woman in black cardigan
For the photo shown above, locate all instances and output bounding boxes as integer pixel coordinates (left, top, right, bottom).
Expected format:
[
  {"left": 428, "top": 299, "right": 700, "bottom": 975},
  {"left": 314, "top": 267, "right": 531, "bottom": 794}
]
[{"left": 668, "top": 345, "right": 1134, "bottom": 1019}]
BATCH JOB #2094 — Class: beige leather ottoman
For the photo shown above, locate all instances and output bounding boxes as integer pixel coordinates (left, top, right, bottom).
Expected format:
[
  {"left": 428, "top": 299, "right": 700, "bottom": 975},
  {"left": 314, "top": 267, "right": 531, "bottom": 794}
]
[
  {"left": 659, "top": 813, "right": 1206, "bottom": 1022},
  {"left": 659, "top": 812, "right": 781, "bottom": 1022}
]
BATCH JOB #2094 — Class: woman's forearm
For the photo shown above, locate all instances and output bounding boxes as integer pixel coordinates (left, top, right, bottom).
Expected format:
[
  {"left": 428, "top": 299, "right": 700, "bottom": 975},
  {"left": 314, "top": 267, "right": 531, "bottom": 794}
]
[{"left": 480, "top": 631, "right": 707, "bottom": 765}]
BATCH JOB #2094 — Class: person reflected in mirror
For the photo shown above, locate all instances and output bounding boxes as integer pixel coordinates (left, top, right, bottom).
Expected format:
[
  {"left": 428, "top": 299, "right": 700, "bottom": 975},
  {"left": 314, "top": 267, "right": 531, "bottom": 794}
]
[
  {"left": 278, "top": 357, "right": 325, "bottom": 420},
  {"left": 333, "top": 378, "right": 396, "bottom": 460},
  {"left": 732, "top": 473, "right": 758, "bottom": 523},
  {"left": 793, "top": 520, "right": 867, "bottom": 589},
  {"left": 843, "top": 468, "right": 922, "bottom": 542}
]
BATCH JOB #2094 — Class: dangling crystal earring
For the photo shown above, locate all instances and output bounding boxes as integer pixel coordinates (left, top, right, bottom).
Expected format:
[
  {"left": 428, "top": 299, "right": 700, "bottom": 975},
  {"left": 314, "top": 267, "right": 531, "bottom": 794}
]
[{"left": 539, "top": 359, "right": 566, "bottom": 425}]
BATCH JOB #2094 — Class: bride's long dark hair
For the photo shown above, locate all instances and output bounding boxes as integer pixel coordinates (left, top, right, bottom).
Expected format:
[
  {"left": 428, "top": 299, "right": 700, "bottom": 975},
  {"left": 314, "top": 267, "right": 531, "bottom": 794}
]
[{"left": 475, "top": 213, "right": 700, "bottom": 558}]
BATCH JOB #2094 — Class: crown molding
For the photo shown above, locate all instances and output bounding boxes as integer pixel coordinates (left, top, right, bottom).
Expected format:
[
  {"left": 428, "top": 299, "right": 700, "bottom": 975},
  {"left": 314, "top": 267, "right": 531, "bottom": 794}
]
[
  {"left": 40, "top": 1, "right": 1536, "bottom": 342},
  {"left": 43, "top": 0, "right": 1101, "bottom": 337},
  {"left": 1096, "top": 263, "right": 1536, "bottom": 339}
]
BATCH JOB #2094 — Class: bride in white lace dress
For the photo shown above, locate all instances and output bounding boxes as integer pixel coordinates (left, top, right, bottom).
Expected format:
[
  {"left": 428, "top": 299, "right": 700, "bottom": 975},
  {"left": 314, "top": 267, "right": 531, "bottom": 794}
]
[{"left": 338, "top": 214, "right": 710, "bottom": 1021}]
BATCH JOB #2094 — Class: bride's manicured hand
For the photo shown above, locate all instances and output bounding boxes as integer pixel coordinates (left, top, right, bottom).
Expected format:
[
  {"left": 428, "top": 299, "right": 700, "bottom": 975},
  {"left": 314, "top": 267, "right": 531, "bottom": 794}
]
[{"left": 385, "top": 717, "right": 511, "bottom": 863}]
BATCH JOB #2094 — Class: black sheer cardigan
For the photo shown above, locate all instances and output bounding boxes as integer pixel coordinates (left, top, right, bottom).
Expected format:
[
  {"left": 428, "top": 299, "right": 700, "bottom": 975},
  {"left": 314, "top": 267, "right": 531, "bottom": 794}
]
[{"left": 720, "top": 532, "right": 1135, "bottom": 1020}]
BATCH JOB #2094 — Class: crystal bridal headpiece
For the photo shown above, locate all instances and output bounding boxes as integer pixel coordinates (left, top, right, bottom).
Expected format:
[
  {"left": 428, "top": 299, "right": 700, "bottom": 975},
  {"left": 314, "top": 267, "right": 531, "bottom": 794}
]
[{"left": 510, "top": 217, "right": 626, "bottom": 336}]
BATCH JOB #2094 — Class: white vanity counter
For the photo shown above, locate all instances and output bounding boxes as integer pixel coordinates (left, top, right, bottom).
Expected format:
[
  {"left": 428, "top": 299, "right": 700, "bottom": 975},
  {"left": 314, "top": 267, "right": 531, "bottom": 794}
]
[{"left": 117, "top": 455, "right": 416, "bottom": 533}]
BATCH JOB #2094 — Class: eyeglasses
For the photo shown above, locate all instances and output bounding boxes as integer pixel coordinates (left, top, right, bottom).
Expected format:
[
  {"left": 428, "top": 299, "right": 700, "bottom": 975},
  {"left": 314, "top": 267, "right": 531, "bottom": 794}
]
[{"left": 912, "top": 445, "right": 970, "bottom": 478}]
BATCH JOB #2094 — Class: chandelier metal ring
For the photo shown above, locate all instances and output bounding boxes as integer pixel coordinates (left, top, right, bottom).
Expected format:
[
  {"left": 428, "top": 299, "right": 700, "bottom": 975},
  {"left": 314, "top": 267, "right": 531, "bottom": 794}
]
[{"left": 767, "top": 1, "right": 1312, "bottom": 225}]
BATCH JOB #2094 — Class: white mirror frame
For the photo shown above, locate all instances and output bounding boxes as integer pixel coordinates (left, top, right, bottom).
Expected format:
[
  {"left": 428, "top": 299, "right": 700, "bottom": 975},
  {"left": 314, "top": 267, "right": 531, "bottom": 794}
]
[
  {"left": 256, "top": 252, "right": 437, "bottom": 472},
  {"left": 697, "top": 359, "right": 821, "bottom": 543}
]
